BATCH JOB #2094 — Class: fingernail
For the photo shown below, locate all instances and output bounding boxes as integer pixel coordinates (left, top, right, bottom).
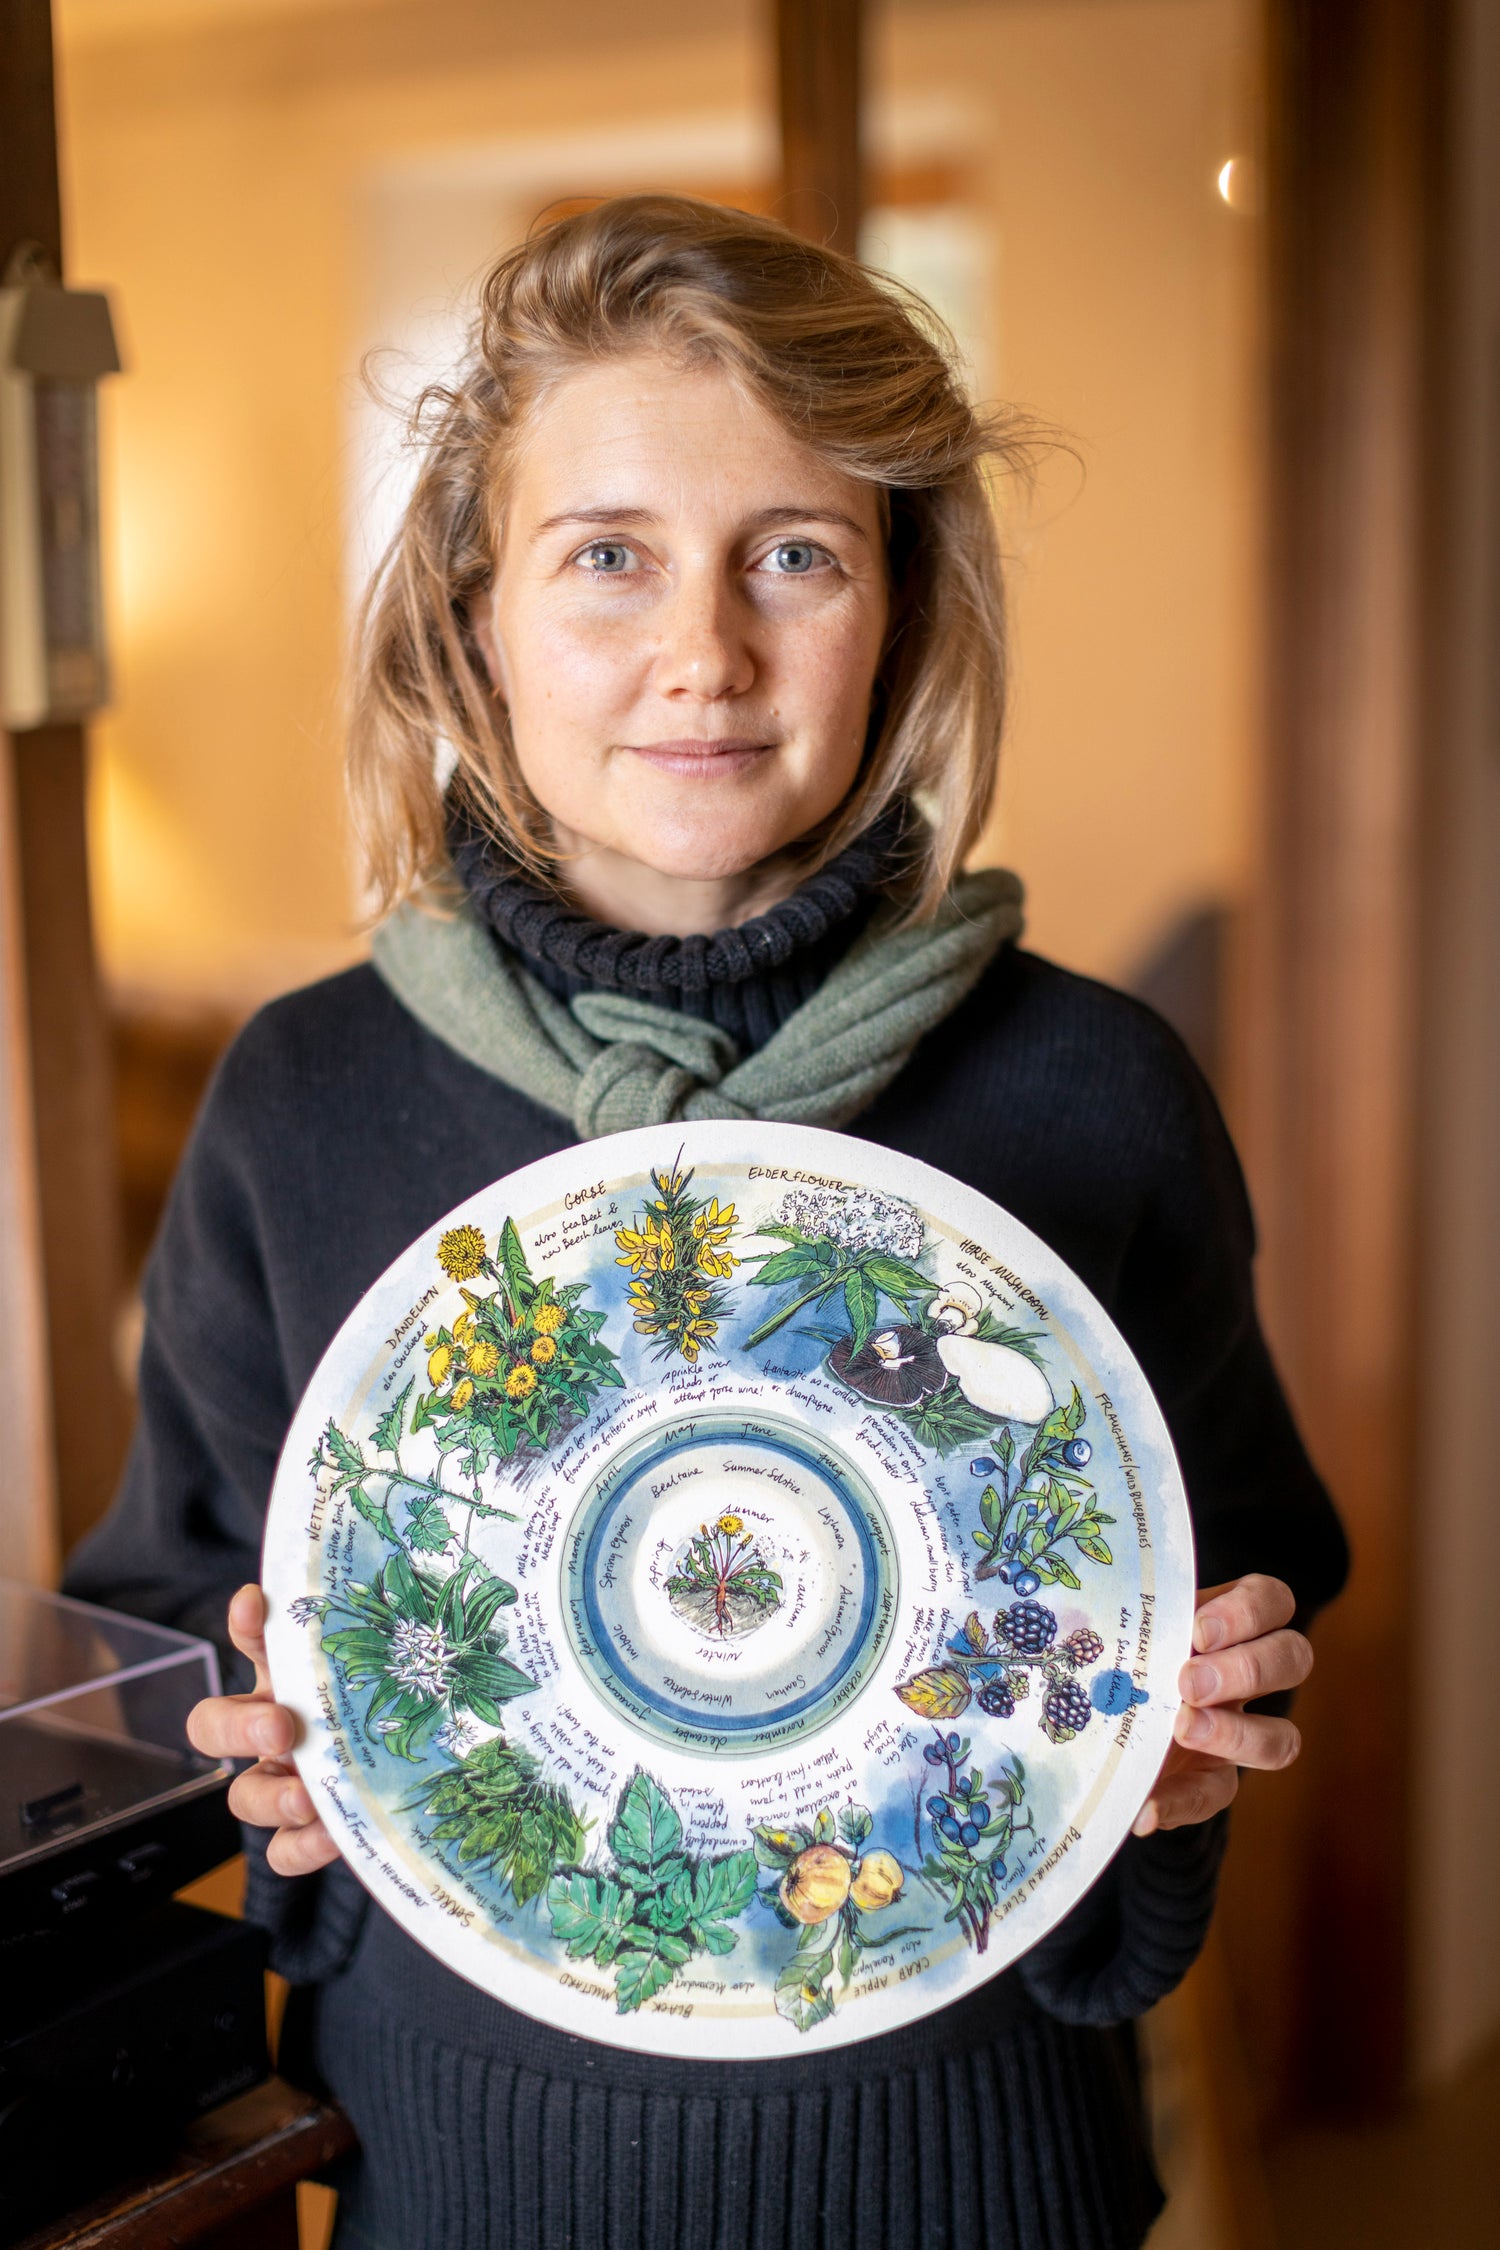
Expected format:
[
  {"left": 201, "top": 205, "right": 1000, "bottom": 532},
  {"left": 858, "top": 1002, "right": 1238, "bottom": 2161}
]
[
  {"left": 1183, "top": 1660, "right": 1219, "bottom": 1701},
  {"left": 1176, "top": 1706, "right": 1214, "bottom": 1746},
  {"left": 1195, "top": 1615, "right": 1227, "bottom": 1651},
  {"left": 1133, "top": 1804, "right": 1158, "bottom": 1837}
]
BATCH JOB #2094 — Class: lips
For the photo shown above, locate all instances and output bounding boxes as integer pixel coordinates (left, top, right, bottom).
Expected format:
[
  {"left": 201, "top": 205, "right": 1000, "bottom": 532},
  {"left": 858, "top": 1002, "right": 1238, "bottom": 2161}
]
[{"left": 625, "top": 738, "right": 775, "bottom": 777}]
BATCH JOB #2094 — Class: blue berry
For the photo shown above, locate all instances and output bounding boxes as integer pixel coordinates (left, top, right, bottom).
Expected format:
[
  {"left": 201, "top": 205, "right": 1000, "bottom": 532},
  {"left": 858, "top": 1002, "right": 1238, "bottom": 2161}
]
[
  {"left": 996, "top": 1566, "right": 1013, "bottom": 1586},
  {"left": 939, "top": 1814, "right": 963, "bottom": 1843},
  {"left": 1060, "top": 1438, "right": 1092, "bottom": 1469},
  {"left": 946, "top": 1732, "right": 961, "bottom": 1752},
  {"left": 970, "top": 1457, "right": 998, "bottom": 1477},
  {"left": 999, "top": 1599, "right": 1056, "bottom": 1654},
  {"left": 923, "top": 1741, "right": 944, "bottom": 1764},
  {"left": 960, "top": 1822, "right": 980, "bottom": 1848},
  {"left": 1012, "top": 1570, "right": 1042, "bottom": 1598},
  {"left": 972, "top": 1802, "right": 991, "bottom": 1830}
]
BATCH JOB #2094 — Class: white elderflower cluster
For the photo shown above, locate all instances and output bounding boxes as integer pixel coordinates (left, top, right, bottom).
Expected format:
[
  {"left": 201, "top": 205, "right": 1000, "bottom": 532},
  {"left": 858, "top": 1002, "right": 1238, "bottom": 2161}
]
[
  {"left": 386, "top": 1616, "right": 457, "bottom": 1701},
  {"left": 777, "top": 1186, "right": 924, "bottom": 1262}
]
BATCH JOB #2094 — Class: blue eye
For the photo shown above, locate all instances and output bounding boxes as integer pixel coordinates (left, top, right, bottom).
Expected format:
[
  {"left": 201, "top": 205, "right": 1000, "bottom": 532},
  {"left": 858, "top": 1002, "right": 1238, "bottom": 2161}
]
[
  {"left": 766, "top": 542, "right": 818, "bottom": 574},
  {"left": 577, "top": 542, "right": 635, "bottom": 573}
]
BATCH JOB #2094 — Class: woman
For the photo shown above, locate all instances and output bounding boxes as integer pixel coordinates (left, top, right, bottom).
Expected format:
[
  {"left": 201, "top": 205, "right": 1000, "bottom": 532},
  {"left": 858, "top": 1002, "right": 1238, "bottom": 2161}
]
[{"left": 69, "top": 197, "right": 1346, "bottom": 2249}]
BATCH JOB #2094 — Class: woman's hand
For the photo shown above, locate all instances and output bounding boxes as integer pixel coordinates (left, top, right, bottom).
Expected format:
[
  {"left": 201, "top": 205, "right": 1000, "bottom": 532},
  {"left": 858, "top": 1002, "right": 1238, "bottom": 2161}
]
[
  {"left": 186, "top": 1583, "right": 339, "bottom": 1875},
  {"left": 1133, "top": 1573, "right": 1312, "bottom": 1836}
]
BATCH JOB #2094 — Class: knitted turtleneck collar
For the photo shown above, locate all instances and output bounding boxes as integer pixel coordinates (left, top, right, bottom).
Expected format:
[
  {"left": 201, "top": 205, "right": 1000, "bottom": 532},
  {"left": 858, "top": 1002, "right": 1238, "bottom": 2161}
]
[{"left": 447, "top": 798, "right": 908, "bottom": 1053}]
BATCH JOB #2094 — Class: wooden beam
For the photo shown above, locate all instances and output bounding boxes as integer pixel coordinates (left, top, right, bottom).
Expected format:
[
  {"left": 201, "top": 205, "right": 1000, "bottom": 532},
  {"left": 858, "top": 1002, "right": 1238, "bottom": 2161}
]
[
  {"left": 774, "top": 0, "right": 863, "bottom": 254},
  {"left": 1223, "top": 0, "right": 1447, "bottom": 2119},
  {"left": 1, "top": 0, "right": 131, "bottom": 1555}
]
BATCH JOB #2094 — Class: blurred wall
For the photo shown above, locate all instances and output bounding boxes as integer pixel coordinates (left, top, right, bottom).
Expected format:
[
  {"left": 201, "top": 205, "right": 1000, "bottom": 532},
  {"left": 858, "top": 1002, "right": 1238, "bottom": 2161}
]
[{"left": 54, "top": 0, "right": 1258, "bottom": 1010}]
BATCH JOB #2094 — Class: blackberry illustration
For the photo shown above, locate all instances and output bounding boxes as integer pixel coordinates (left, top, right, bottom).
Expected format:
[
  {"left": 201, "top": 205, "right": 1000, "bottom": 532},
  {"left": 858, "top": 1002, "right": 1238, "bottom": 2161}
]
[
  {"left": 1063, "top": 1628, "right": 1105, "bottom": 1666},
  {"left": 998, "top": 1600, "right": 1057, "bottom": 1655},
  {"left": 977, "top": 1678, "right": 1015, "bottom": 1719},
  {"left": 1043, "top": 1680, "right": 1093, "bottom": 1738}
]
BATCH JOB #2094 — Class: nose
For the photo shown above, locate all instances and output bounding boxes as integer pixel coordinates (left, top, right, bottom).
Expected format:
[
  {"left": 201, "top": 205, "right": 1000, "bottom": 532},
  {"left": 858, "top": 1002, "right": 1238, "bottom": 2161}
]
[{"left": 652, "top": 565, "right": 756, "bottom": 702}]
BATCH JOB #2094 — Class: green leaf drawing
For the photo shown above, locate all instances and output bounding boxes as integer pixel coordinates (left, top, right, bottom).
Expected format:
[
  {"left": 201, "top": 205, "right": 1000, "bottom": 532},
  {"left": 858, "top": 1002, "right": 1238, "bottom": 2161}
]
[{"left": 372, "top": 1381, "right": 413, "bottom": 1460}]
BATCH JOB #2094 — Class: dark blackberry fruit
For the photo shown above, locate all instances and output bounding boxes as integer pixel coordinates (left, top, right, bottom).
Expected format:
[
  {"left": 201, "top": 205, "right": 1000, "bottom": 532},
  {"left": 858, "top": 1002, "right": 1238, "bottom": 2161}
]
[
  {"left": 977, "top": 1679, "right": 1015, "bottom": 1719},
  {"left": 998, "top": 1599, "right": 1057, "bottom": 1655},
  {"left": 1063, "top": 1628, "right": 1105, "bottom": 1666},
  {"left": 1043, "top": 1681, "right": 1093, "bottom": 1736}
]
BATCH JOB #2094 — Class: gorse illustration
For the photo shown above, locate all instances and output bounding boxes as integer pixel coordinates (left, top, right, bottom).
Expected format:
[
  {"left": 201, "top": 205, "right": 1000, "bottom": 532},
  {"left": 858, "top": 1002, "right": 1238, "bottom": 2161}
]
[
  {"left": 918, "top": 1731, "right": 1033, "bottom": 1953},
  {"left": 754, "top": 1803, "right": 923, "bottom": 2033},
  {"left": 897, "top": 1601, "right": 1109, "bottom": 1744},
  {"left": 967, "top": 1389, "right": 1115, "bottom": 1591},
  {"left": 548, "top": 1771, "right": 759, "bottom": 2013},
  {"left": 408, "top": 1734, "right": 590, "bottom": 1906},
  {"left": 420, "top": 1217, "right": 623, "bottom": 1466},
  {"left": 616, "top": 1160, "right": 740, "bottom": 1362},
  {"left": 666, "top": 1512, "right": 783, "bottom": 1638},
  {"left": 744, "top": 1188, "right": 1051, "bottom": 1454}
]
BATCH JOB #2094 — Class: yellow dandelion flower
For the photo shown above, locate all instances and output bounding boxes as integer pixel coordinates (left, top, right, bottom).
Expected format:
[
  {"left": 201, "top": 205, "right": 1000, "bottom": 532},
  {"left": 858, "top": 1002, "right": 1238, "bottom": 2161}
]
[
  {"left": 505, "top": 1363, "right": 538, "bottom": 1400},
  {"left": 423, "top": 1331, "right": 438, "bottom": 1347},
  {"left": 451, "top": 1377, "right": 475, "bottom": 1410},
  {"left": 453, "top": 1312, "right": 474, "bottom": 1344},
  {"left": 466, "top": 1338, "right": 500, "bottom": 1378},
  {"left": 530, "top": 1335, "right": 557, "bottom": 1363},
  {"left": 436, "top": 1224, "right": 487, "bottom": 1282},
  {"left": 716, "top": 1514, "right": 744, "bottom": 1537},
  {"left": 428, "top": 1342, "right": 453, "bottom": 1385},
  {"left": 532, "top": 1302, "right": 566, "bottom": 1335}
]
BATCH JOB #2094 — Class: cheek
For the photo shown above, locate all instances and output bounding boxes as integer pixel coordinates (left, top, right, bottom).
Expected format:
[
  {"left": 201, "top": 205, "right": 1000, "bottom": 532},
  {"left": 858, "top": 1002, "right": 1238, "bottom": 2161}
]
[{"left": 499, "top": 598, "right": 648, "bottom": 733}]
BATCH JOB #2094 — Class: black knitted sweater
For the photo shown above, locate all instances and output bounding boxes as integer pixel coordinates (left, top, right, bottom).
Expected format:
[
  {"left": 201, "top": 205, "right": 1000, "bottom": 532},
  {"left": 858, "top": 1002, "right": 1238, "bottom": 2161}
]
[{"left": 67, "top": 844, "right": 1346, "bottom": 2250}]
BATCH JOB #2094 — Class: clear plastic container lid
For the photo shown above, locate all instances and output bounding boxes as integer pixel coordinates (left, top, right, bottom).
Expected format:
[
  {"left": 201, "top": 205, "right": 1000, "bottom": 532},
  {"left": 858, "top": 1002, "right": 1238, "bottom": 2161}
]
[{"left": 0, "top": 1579, "right": 228, "bottom": 1872}]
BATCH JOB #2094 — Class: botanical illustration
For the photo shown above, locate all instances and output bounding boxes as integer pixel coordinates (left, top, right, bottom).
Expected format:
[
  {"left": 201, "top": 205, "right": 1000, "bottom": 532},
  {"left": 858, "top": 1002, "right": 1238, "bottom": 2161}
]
[
  {"left": 744, "top": 1187, "right": 1052, "bottom": 1453},
  {"left": 420, "top": 1217, "right": 623, "bottom": 1468},
  {"left": 918, "top": 1731, "right": 1033, "bottom": 1953},
  {"left": 666, "top": 1511, "right": 784, "bottom": 1639},
  {"left": 967, "top": 1389, "right": 1114, "bottom": 1591},
  {"left": 897, "top": 1601, "right": 1107, "bottom": 1745},
  {"left": 408, "top": 1733, "right": 590, "bottom": 1905},
  {"left": 755, "top": 1804, "right": 922, "bottom": 2032},
  {"left": 548, "top": 1770, "right": 759, "bottom": 2013},
  {"left": 616, "top": 1159, "right": 740, "bottom": 1363}
]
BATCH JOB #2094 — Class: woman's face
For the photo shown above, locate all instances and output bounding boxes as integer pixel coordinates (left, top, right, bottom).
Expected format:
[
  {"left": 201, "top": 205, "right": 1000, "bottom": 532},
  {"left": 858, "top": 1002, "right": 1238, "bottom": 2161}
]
[{"left": 473, "top": 353, "right": 889, "bottom": 912}]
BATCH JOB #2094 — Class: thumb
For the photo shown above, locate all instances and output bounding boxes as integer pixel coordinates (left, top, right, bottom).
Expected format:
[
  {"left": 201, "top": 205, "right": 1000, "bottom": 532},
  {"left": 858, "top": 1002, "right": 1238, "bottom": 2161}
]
[{"left": 226, "top": 1582, "right": 274, "bottom": 1699}]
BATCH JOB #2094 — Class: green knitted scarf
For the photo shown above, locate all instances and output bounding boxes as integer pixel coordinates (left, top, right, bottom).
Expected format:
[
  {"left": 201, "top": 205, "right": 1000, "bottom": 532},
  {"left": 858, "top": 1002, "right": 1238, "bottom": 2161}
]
[{"left": 371, "top": 868, "right": 1024, "bottom": 1142}]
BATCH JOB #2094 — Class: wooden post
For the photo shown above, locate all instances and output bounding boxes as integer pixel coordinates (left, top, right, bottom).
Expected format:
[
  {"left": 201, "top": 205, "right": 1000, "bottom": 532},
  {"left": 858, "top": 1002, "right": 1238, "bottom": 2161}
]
[
  {"left": 774, "top": 0, "right": 864, "bottom": 254},
  {"left": 1, "top": 0, "right": 130, "bottom": 1557},
  {"left": 1223, "top": 0, "right": 1447, "bottom": 2118}
]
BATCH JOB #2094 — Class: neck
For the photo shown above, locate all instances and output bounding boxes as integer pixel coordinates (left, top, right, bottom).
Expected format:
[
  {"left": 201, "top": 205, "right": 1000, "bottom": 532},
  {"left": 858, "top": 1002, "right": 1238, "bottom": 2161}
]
[{"left": 548, "top": 827, "right": 806, "bottom": 938}]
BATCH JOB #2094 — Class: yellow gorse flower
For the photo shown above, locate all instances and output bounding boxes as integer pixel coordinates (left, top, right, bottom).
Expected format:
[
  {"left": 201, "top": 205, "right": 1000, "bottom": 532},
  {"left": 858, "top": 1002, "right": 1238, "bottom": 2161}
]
[
  {"left": 614, "top": 1213, "right": 675, "bottom": 1274},
  {"left": 505, "top": 1363, "right": 538, "bottom": 1400},
  {"left": 436, "top": 1224, "right": 487, "bottom": 1282},
  {"left": 692, "top": 1197, "right": 738, "bottom": 1279},
  {"left": 530, "top": 1335, "right": 557, "bottom": 1363},
  {"left": 532, "top": 1302, "right": 567, "bottom": 1335},
  {"left": 451, "top": 1377, "right": 475, "bottom": 1410},
  {"left": 678, "top": 1315, "right": 717, "bottom": 1362},
  {"left": 466, "top": 1337, "right": 500, "bottom": 1378}
]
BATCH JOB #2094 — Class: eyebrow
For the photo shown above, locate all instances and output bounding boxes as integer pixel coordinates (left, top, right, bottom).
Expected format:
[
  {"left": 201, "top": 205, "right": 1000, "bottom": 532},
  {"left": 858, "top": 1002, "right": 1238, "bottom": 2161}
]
[{"left": 530, "top": 503, "right": 873, "bottom": 543}]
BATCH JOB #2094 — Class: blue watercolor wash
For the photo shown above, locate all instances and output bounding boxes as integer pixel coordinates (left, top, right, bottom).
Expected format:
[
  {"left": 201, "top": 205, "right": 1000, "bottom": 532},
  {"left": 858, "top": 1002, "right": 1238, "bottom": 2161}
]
[{"left": 1091, "top": 1669, "right": 1150, "bottom": 1716}]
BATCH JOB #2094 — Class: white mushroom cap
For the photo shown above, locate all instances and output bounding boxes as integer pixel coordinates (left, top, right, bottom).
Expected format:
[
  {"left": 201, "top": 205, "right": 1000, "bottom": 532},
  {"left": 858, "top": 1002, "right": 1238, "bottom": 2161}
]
[{"left": 936, "top": 1334, "right": 1054, "bottom": 1425}]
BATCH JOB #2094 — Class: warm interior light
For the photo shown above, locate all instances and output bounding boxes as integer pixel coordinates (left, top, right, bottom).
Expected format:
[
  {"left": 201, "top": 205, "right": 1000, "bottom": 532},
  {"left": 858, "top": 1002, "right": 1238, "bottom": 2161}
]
[{"left": 1217, "top": 159, "right": 1236, "bottom": 203}]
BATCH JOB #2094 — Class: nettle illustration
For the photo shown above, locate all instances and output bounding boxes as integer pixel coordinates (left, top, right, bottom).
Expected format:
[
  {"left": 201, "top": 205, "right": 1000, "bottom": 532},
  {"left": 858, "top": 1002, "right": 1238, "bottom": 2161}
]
[
  {"left": 743, "top": 1188, "right": 1054, "bottom": 1455},
  {"left": 967, "top": 1389, "right": 1114, "bottom": 1592},
  {"left": 407, "top": 1733, "right": 590, "bottom": 1907},
  {"left": 616, "top": 1160, "right": 739, "bottom": 1363},
  {"left": 666, "top": 1511, "right": 784, "bottom": 1639},
  {"left": 754, "top": 1804, "right": 923, "bottom": 2033},
  {"left": 897, "top": 1602, "right": 1108, "bottom": 1746},
  {"left": 918, "top": 1730, "right": 1033, "bottom": 1953},
  {"left": 419, "top": 1218, "right": 622, "bottom": 1469},
  {"left": 547, "top": 1770, "right": 759, "bottom": 2014}
]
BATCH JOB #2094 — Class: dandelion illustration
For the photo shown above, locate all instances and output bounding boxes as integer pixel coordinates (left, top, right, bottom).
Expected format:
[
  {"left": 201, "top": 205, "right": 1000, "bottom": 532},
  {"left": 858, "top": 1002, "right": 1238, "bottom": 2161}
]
[
  {"left": 505, "top": 1363, "right": 538, "bottom": 1400},
  {"left": 436, "top": 1224, "right": 488, "bottom": 1282},
  {"left": 666, "top": 1513, "right": 783, "bottom": 1638},
  {"left": 466, "top": 1338, "right": 501, "bottom": 1378},
  {"left": 532, "top": 1303, "right": 566, "bottom": 1336},
  {"left": 530, "top": 1335, "right": 557, "bottom": 1363}
]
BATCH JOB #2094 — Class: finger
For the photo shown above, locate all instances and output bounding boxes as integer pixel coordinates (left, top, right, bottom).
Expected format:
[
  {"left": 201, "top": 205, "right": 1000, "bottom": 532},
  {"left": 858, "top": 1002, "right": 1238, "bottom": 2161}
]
[
  {"left": 1181, "top": 1628, "right": 1313, "bottom": 1708},
  {"left": 226, "top": 1583, "right": 273, "bottom": 1697},
  {"left": 1193, "top": 1573, "right": 1296, "bottom": 1654},
  {"left": 186, "top": 1692, "right": 295, "bottom": 1762},
  {"left": 266, "top": 1817, "right": 341, "bottom": 1877},
  {"left": 228, "top": 1759, "right": 319, "bottom": 1832},
  {"left": 1136, "top": 1758, "right": 1240, "bottom": 1834},
  {"left": 1174, "top": 1701, "right": 1302, "bottom": 1770}
]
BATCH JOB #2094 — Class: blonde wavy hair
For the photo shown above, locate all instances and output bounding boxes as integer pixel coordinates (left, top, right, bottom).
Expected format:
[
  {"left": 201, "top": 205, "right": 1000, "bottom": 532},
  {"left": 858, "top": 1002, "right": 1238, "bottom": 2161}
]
[{"left": 350, "top": 193, "right": 1036, "bottom": 924}]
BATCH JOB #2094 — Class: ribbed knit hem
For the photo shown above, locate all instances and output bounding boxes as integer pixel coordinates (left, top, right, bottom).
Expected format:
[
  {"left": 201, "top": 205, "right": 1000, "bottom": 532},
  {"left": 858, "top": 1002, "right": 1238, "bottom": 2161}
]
[
  {"left": 316, "top": 1985, "right": 1163, "bottom": 2250},
  {"left": 1018, "top": 1816, "right": 1231, "bottom": 2027}
]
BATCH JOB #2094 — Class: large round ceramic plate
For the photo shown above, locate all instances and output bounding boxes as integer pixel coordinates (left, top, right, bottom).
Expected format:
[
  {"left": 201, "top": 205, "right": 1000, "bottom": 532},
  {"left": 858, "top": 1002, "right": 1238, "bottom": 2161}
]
[{"left": 263, "top": 1121, "right": 1194, "bottom": 2057}]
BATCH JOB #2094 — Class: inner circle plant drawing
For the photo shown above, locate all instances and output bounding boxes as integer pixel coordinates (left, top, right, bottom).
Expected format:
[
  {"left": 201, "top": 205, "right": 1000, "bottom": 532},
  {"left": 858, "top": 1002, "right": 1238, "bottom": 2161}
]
[{"left": 263, "top": 1121, "right": 1196, "bottom": 2059}]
